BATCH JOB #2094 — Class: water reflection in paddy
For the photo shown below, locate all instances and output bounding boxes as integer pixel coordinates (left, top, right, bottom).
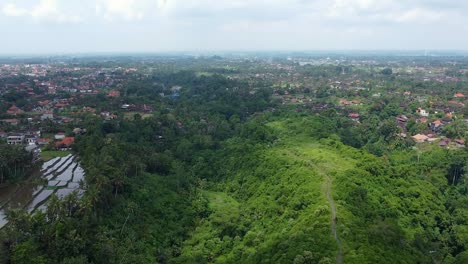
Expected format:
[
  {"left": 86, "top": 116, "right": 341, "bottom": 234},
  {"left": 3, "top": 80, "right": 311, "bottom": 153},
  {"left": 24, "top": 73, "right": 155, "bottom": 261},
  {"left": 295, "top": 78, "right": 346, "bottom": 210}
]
[{"left": 0, "top": 155, "right": 85, "bottom": 228}]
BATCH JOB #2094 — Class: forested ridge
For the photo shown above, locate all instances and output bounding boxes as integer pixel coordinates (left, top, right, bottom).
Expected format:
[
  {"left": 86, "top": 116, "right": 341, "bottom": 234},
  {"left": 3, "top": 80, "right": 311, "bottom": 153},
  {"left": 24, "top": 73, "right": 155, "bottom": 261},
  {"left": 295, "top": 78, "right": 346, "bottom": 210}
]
[{"left": 0, "top": 70, "right": 467, "bottom": 264}]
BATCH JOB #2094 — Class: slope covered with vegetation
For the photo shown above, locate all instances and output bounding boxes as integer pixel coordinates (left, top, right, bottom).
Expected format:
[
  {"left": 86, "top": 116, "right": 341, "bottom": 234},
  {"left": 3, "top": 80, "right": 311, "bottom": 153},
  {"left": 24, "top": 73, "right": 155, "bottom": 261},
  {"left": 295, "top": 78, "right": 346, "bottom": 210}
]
[
  {"left": 174, "top": 117, "right": 468, "bottom": 263},
  {"left": 0, "top": 69, "right": 467, "bottom": 264}
]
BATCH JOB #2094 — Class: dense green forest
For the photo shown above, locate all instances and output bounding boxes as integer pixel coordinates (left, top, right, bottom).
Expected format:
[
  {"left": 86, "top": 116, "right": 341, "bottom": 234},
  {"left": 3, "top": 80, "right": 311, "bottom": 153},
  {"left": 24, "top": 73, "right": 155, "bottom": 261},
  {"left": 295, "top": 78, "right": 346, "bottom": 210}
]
[
  {"left": 0, "top": 70, "right": 467, "bottom": 264},
  {"left": 0, "top": 143, "right": 33, "bottom": 184}
]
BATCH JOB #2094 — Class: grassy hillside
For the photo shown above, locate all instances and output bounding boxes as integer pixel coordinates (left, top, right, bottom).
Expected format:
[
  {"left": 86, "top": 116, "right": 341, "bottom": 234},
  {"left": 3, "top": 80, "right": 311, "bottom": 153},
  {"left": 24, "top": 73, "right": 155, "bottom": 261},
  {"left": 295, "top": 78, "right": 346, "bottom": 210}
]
[
  {"left": 175, "top": 120, "right": 353, "bottom": 263},
  {"left": 176, "top": 141, "right": 342, "bottom": 263},
  {"left": 174, "top": 117, "right": 467, "bottom": 263}
]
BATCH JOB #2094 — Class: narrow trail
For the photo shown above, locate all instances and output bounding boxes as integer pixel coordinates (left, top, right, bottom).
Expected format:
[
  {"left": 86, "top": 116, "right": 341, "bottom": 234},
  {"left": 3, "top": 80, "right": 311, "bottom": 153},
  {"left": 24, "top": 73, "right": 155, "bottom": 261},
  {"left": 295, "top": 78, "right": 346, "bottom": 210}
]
[
  {"left": 287, "top": 146, "right": 345, "bottom": 263},
  {"left": 326, "top": 175, "right": 343, "bottom": 264}
]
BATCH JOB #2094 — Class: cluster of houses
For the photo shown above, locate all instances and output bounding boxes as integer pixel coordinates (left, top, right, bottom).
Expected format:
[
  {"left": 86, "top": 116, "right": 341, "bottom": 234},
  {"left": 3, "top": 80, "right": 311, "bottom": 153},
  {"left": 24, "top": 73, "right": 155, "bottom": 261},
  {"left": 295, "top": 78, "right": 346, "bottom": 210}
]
[
  {"left": 0, "top": 66, "right": 140, "bottom": 147},
  {"left": 0, "top": 66, "right": 109, "bottom": 161},
  {"left": 411, "top": 133, "right": 465, "bottom": 148},
  {"left": 1, "top": 130, "right": 42, "bottom": 162},
  {"left": 1, "top": 104, "right": 78, "bottom": 126},
  {"left": 336, "top": 90, "right": 466, "bottom": 148},
  {"left": 399, "top": 93, "right": 466, "bottom": 148},
  {"left": 271, "top": 73, "right": 466, "bottom": 149},
  {"left": 120, "top": 104, "right": 154, "bottom": 112},
  {"left": 1, "top": 130, "right": 74, "bottom": 151}
]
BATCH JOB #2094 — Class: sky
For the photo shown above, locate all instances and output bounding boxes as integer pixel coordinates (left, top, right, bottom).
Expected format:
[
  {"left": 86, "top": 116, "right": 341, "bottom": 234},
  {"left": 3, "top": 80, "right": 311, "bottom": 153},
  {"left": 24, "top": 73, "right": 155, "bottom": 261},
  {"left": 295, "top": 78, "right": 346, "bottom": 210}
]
[{"left": 0, "top": 0, "right": 468, "bottom": 54}]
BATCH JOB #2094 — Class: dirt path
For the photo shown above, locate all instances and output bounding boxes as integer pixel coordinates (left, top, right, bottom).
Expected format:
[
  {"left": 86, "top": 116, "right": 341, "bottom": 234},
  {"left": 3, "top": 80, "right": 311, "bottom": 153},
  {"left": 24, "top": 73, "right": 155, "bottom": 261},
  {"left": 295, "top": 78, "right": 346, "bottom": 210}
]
[
  {"left": 285, "top": 145, "right": 346, "bottom": 263},
  {"left": 326, "top": 176, "right": 342, "bottom": 264}
]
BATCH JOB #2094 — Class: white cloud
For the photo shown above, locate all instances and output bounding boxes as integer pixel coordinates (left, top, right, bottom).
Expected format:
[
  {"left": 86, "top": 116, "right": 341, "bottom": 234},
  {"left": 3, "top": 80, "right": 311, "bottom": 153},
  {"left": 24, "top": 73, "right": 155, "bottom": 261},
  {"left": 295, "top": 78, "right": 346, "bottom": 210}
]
[
  {"left": 2, "top": 3, "right": 28, "bottom": 16},
  {"left": 1, "top": 0, "right": 468, "bottom": 52},
  {"left": 328, "top": 0, "right": 395, "bottom": 17},
  {"left": 96, "top": 0, "right": 153, "bottom": 21},
  {"left": 157, "top": 0, "right": 168, "bottom": 9},
  {"left": 395, "top": 8, "right": 444, "bottom": 23},
  {"left": 1, "top": 0, "right": 82, "bottom": 23}
]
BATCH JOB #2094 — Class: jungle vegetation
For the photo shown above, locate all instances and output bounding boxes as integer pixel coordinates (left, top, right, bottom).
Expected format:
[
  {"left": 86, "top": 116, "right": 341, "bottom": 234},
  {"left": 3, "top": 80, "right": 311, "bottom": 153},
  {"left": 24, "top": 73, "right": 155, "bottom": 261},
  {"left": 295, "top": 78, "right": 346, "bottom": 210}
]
[{"left": 0, "top": 68, "right": 467, "bottom": 264}]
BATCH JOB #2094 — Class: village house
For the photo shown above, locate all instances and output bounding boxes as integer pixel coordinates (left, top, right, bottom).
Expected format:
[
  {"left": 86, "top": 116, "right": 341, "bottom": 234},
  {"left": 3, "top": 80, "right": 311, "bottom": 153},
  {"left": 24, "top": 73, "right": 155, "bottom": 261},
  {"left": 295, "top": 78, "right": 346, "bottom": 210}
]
[
  {"left": 100, "top": 111, "right": 118, "bottom": 120},
  {"left": 396, "top": 115, "right": 408, "bottom": 129},
  {"left": 412, "top": 134, "right": 429, "bottom": 143},
  {"left": 348, "top": 113, "right": 360, "bottom": 122},
  {"left": 56, "top": 137, "right": 75, "bottom": 150},
  {"left": 107, "top": 90, "right": 120, "bottom": 97},
  {"left": 26, "top": 130, "right": 41, "bottom": 137},
  {"left": 73, "top": 128, "right": 86, "bottom": 135},
  {"left": 438, "top": 138, "right": 465, "bottom": 149},
  {"left": 81, "top": 106, "right": 96, "bottom": 113},
  {"left": 37, "top": 138, "right": 51, "bottom": 146},
  {"left": 48, "top": 86, "right": 56, "bottom": 94},
  {"left": 55, "top": 103, "right": 68, "bottom": 109},
  {"left": 6, "top": 105, "right": 24, "bottom": 115},
  {"left": 1, "top": 119, "right": 20, "bottom": 126},
  {"left": 25, "top": 135, "right": 38, "bottom": 145},
  {"left": 430, "top": 120, "right": 443, "bottom": 132},
  {"left": 416, "top": 107, "right": 429, "bottom": 117},
  {"left": 41, "top": 111, "right": 54, "bottom": 121},
  {"left": 438, "top": 139, "right": 449, "bottom": 148},
  {"left": 54, "top": 132, "right": 66, "bottom": 140},
  {"left": 7, "top": 134, "right": 25, "bottom": 145},
  {"left": 455, "top": 139, "right": 465, "bottom": 148},
  {"left": 38, "top": 100, "right": 50, "bottom": 106}
]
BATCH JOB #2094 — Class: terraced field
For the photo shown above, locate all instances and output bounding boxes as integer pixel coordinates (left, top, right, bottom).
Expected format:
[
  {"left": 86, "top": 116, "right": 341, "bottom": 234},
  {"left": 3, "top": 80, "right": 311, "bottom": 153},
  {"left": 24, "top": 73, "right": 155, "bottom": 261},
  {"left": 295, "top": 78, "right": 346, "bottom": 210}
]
[{"left": 0, "top": 154, "right": 85, "bottom": 228}]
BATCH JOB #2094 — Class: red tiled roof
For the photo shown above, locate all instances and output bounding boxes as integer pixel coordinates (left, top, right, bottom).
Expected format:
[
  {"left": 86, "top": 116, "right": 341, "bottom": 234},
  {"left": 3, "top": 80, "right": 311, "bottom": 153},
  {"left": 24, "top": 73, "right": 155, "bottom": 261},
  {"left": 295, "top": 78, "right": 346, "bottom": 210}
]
[
  {"left": 108, "top": 90, "right": 120, "bottom": 97},
  {"left": 56, "top": 137, "right": 75, "bottom": 147},
  {"left": 7, "top": 105, "right": 24, "bottom": 114}
]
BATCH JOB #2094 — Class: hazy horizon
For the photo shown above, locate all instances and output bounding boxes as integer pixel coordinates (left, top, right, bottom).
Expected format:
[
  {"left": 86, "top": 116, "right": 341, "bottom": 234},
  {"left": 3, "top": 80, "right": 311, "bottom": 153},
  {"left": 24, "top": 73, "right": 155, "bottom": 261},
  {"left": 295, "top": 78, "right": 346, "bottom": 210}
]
[{"left": 2, "top": 50, "right": 468, "bottom": 58}]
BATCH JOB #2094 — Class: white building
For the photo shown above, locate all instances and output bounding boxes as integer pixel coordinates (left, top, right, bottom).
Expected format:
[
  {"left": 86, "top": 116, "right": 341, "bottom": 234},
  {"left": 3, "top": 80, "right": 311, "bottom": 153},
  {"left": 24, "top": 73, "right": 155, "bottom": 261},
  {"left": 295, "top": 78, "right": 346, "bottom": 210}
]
[
  {"left": 7, "top": 134, "right": 24, "bottom": 145},
  {"left": 417, "top": 108, "right": 429, "bottom": 117},
  {"left": 41, "top": 112, "right": 54, "bottom": 121},
  {"left": 25, "top": 135, "right": 38, "bottom": 145},
  {"left": 54, "top": 133, "right": 66, "bottom": 140}
]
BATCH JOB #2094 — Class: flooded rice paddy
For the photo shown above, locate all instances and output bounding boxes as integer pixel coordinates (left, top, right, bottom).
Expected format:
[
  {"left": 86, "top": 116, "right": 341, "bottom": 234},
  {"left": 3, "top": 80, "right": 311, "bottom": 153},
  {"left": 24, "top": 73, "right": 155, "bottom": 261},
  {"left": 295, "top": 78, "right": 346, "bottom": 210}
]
[{"left": 0, "top": 154, "right": 85, "bottom": 228}]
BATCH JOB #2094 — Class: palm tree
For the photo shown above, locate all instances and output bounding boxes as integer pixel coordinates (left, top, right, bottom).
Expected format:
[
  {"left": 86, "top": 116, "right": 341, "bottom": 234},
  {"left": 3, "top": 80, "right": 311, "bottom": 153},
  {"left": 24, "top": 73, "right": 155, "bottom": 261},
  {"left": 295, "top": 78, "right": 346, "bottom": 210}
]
[
  {"left": 111, "top": 172, "right": 125, "bottom": 198},
  {"left": 46, "top": 195, "right": 62, "bottom": 222},
  {"left": 5, "top": 208, "right": 31, "bottom": 243},
  {"left": 0, "top": 159, "right": 6, "bottom": 184},
  {"left": 63, "top": 191, "right": 79, "bottom": 217},
  {"left": 80, "top": 187, "right": 99, "bottom": 216}
]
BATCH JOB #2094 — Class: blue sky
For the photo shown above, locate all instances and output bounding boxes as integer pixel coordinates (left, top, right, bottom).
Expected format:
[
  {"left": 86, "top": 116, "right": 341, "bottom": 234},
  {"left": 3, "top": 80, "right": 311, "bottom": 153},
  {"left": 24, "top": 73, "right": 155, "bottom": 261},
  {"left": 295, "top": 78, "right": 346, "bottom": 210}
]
[{"left": 1, "top": 0, "right": 467, "bottom": 54}]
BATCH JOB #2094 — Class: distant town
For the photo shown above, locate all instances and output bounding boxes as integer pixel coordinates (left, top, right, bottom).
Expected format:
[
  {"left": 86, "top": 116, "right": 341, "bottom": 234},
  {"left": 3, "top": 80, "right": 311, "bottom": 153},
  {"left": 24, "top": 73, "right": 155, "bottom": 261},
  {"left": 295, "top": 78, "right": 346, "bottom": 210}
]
[{"left": 1, "top": 55, "right": 466, "bottom": 159}]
